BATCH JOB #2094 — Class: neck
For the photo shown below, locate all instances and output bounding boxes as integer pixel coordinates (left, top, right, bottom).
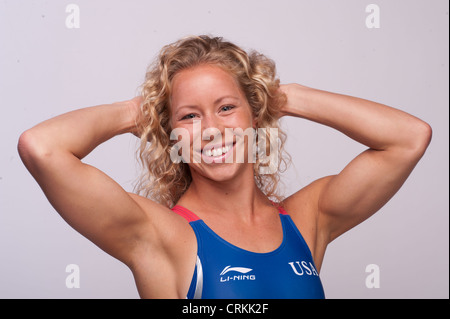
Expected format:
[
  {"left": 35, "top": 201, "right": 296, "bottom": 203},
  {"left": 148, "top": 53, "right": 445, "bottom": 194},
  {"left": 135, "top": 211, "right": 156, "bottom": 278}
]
[{"left": 179, "top": 165, "right": 270, "bottom": 221}]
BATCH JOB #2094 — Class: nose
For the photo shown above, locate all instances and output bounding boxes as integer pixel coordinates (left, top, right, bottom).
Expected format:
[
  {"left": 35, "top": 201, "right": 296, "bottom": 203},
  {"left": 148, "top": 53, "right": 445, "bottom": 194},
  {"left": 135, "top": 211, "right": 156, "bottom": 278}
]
[{"left": 201, "top": 114, "right": 224, "bottom": 140}]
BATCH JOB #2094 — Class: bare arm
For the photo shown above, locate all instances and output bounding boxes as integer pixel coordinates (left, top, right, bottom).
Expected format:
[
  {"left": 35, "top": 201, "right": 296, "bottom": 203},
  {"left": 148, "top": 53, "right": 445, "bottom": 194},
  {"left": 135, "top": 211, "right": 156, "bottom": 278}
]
[
  {"left": 280, "top": 84, "right": 432, "bottom": 244},
  {"left": 17, "top": 98, "right": 164, "bottom": 266}
]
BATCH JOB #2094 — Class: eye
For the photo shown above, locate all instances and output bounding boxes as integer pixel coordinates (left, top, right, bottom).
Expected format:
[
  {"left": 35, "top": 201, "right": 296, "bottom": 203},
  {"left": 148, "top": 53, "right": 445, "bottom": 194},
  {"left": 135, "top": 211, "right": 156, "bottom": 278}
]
[
  {"left": 220, "top": 105, "right": 235, "bottom": 112},
  {"left": 180, "top": 113, "right": 197, "bottom": 120}
]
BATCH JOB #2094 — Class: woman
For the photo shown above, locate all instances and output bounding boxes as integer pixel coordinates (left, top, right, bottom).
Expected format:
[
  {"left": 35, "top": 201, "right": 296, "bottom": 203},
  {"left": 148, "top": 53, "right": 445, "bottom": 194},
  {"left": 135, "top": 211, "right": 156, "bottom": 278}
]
[{"left": 18, "top": 35, "right": 432, "bottom": 299}]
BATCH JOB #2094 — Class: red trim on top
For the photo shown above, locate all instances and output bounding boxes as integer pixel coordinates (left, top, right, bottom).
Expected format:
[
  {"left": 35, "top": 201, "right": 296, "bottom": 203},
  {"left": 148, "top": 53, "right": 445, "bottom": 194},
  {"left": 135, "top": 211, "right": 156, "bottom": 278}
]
[
  {"left": 270, "top": 201, "right": 288, "bottom": 215},
  {"left": 172, "top": 202, "right": 288, "bottom": 221},
  {"left": 171, "top": 205, "right": 201, "bottom": 222},
  {"left": 277, "top": 206, "right": 288, "bottom": 215}
]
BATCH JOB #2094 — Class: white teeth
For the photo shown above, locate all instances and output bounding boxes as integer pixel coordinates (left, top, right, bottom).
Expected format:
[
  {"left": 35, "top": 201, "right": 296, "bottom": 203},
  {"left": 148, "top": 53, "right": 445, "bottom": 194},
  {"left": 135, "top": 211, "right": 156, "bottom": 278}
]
[{"left": 204, "top": 145, "right": 231, "bottom": 157}]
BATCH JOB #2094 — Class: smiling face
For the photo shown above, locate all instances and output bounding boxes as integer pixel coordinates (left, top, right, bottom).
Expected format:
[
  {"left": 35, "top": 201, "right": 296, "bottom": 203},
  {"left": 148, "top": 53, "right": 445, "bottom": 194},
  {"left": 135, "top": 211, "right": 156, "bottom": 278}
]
[{"left": 170, "top": 64, "right": 256, "bottom": 183}]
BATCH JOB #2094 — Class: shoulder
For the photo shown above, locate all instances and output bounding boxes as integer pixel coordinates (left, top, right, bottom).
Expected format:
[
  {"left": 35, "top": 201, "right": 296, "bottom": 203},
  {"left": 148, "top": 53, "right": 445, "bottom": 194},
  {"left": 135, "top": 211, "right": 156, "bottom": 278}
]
[
  {"left": 125, "top": 194, "right": 196, "bottom": 268},
  {"left": 282, "top": 175, "right": 334, "bottom": 216},
  {"left": 127, "top": 193, "right": 196, "bottom": 246},
  {"left": 281, "top": 175, "right": 335, "bottom": 269},
  {"left": 126, "top": 193, "right": 197, "bottom": 297}
]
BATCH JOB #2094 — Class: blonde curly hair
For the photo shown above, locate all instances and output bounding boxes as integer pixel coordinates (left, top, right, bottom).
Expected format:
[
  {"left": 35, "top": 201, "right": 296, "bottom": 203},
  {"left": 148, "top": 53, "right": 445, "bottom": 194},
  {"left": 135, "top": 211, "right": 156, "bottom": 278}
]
[{"left": 135, "top": 35, "right": 289, "bottom": 208}]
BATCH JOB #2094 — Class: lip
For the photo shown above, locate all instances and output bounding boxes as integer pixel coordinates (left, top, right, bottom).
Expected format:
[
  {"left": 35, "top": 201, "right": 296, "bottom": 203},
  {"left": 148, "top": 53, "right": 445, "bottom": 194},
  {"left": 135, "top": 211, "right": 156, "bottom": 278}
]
[
  {"left": 202, "top": 141, "right": 234, "bottom": 152},
  {"left": 197, "top": 141, "right": 236, "bottom": 163},
  {"left": 194, "top": 140, "right": 235, "bottom": 153}
]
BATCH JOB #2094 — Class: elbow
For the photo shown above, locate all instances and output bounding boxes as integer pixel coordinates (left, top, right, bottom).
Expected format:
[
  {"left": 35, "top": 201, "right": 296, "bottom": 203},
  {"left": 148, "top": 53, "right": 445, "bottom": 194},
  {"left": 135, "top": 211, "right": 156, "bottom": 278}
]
[
  {"left": 414, "top": 120, "right": 432, "bottom": 154},
  {"left": 18, "top": 130, "right": 36, "bottom": 166},
  {"left": 18, "top": 130, "right": 33, "bottom": 162},
  {"left": 405, "top": 120, "right": 432, "bottom": 160},
  {"left": 17, "top": 129, "right": 48, "bottom": 168}
]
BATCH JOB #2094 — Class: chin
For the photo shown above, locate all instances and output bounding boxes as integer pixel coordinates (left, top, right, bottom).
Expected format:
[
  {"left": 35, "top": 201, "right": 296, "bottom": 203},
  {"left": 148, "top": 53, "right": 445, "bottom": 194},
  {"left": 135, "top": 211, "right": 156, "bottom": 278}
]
[{"left": 190, "top": 162, "right": 251, "bottom": 183}]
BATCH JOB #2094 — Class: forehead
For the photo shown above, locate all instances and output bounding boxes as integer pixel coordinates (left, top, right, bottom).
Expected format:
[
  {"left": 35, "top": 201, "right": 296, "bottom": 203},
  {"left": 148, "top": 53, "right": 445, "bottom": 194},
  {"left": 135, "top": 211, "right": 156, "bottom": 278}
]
[{"left": 171, "top": 64, "right": 243, "bottom": 107}]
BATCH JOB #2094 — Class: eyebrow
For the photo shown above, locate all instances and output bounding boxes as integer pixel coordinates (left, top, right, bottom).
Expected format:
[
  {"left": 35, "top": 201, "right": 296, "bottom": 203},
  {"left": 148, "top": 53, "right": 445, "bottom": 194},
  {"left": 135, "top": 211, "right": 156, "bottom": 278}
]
[
  {"left": 213, "top": 95, "right": 240, "bottom": 105},
  {"left": 174, "top": 95, "right": 240, "bottom": 115}
]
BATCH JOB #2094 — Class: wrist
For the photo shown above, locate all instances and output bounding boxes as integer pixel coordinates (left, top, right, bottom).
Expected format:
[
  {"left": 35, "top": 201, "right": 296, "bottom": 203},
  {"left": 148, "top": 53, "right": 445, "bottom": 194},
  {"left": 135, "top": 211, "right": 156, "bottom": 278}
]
[
  {"left": 113, "top": 97, "right": 142, "bottom": 136},
  {"left": 279, "top": 83, "right": 311, "bottom": 118}
]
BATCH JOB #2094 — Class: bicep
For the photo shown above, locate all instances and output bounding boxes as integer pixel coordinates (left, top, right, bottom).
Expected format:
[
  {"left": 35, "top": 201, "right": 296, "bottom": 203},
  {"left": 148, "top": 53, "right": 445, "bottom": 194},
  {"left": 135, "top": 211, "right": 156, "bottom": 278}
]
[{"left": 318, "top": 148, "right": 421, "bottom": 242}]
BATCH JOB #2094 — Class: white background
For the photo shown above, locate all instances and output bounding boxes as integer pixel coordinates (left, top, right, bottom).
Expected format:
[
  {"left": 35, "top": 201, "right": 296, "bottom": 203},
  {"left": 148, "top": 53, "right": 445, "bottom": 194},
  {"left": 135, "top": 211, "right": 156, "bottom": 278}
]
[{"left": 1, "top": 0, "right": 448, "bottom": 298}]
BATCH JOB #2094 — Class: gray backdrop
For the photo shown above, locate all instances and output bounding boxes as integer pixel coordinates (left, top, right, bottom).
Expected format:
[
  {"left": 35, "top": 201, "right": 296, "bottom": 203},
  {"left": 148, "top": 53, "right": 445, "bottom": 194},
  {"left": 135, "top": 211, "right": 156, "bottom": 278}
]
[{"left": 1, "top": 0, "right": 448, "bottom": 299}]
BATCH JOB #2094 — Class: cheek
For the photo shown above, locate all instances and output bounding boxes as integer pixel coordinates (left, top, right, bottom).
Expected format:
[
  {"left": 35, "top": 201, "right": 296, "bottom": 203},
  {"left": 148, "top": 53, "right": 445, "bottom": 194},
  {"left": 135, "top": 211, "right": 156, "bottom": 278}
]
[
  {"left": 226, "top": 109, "right": 255, "bottom": 129},
  {"left": 168, "top": 125, "right": 193, "bottom": 163},
  {"left": 171, "top": 123, "right": 194, "bottom": 143},
  {"left": 242, "top": 104, "right": 257, "bottom": 128}
]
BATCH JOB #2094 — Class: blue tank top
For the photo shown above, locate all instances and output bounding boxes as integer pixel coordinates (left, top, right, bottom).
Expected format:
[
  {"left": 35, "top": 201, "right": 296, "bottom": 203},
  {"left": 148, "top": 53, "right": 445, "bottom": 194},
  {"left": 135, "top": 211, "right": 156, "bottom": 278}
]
[{"left": 172, "top": 204, "right": 325, "bottom": 299}]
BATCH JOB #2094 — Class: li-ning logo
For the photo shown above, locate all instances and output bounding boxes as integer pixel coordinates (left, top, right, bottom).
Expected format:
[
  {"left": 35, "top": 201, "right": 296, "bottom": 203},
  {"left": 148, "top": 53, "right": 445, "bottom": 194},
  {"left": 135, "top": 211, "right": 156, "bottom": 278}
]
[{"left": 219, "top": 265, "right": 256, "bottom": 282}]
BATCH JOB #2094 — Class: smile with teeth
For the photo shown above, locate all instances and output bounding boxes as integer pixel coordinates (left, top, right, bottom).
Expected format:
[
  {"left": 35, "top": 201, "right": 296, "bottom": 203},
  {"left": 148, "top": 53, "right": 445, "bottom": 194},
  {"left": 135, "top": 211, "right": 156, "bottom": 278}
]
[{"left": 203, "top": 144, "right": 232, "bottom": 157}]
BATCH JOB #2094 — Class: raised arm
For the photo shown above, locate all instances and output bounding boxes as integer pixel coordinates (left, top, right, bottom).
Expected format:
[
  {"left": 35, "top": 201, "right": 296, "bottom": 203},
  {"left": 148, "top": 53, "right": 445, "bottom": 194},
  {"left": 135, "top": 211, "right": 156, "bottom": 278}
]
[
  {"left": 17, "top": 98, "right": 163, "bottom": 266},
  {"left": 280, "top": 84, "right": 432, "bottom": 245}
]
